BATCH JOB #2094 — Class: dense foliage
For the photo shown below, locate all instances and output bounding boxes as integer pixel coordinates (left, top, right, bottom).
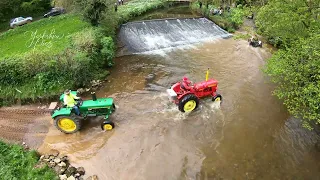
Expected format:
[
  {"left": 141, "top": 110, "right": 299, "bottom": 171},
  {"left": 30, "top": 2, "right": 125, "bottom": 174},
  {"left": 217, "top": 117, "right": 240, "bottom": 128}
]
[
  {"left": 256, "top": 0, "right": 320, "bottom": 128},
  {"left": 0, "top": 0, "right": 51, "bottom": 23},
  {"left": 0, "top": 0, "right": 167, "bottom": 106},
  {"left": 76, "top": 0, "right": 169, "bottom": 36},
  {"left": 0, "top": 141, "right": 57, "bottom": 179},
  {"left": 74, "top": 0, "right": 108, "bottom": 26},
  {"left": 117, "top": 0, "right": 169, "bottom": 24},
  {"left": 256, "top": 0, "right": 319, "bottom": 48},
  {"left": 191, "top": 2, "right": 250, "bottom": 32},
  {"left": 264, "top": 33, "right": 320, "bottom": 129},
  {"left": 0, "top": 26, "right": 113, "bottom": 105}
]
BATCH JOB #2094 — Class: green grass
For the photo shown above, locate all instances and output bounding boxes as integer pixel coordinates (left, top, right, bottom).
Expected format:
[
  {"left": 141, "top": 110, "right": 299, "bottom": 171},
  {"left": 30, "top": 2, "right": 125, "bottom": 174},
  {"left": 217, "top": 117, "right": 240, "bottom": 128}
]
[
  {"left": 0, "top": 14, "right": 89, "bottom": 58},
  {"left": 0, "top": 0, "right": 170, "bottom": 106},
  {"left": 117, "top": 0, "right": 168, "bottom": 24},
  {"left": 233, "top": 33, "right": 251, "bottom": 40},
  {"left": 0, "top": 21, "right": 9, "bottom": 33},
  {"left": 0, "top": 141, "right": 57, "bottom": 179}
]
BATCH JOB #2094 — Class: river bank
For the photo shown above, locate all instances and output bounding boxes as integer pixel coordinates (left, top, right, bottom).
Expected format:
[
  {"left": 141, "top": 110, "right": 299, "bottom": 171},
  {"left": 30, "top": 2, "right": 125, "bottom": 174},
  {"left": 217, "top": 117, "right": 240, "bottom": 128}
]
[{"left": 1, "top": 3, "right": 319, "bottom": 180}]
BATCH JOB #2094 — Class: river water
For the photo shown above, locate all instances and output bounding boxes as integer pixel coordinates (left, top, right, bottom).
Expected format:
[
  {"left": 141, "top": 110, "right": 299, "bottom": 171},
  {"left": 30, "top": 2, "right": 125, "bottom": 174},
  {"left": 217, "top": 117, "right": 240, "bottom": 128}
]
[{"left": 38, "top": 37, "right": 320, "bottom": 179}]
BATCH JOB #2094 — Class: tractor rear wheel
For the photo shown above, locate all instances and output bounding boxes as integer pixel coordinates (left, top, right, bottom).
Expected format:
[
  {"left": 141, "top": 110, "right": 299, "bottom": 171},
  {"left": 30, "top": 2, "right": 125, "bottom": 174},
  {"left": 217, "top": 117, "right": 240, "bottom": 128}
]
[
  {"left": 54, "top": 115, "right": 81, "bottom": 134},
  {"left": 101, "top": 121, "right": 115, "bottom": 131},
  {"left": 178, "top": 94, "right": 199, "bottom": 113},
  {"left": 212, "top": 94, "right": 222, "bottom": 102}
]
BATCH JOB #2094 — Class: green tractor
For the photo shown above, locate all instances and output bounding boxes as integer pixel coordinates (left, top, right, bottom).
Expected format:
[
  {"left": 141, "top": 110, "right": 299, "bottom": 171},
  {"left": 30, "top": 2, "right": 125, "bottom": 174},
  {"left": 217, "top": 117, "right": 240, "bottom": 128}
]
[{"left": 49, "top": 91, "right": 116, "bottom": 134}]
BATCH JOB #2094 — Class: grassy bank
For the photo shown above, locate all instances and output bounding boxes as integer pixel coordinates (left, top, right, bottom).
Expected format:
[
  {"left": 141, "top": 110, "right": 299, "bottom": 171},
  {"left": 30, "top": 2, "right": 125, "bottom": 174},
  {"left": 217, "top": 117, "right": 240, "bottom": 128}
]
[
  {"left": 0, "top": 141, "right": 57, "bottom": 179},
  {"left": 117, "top": 0, "right": 170, "bottom": 24},
  {"left": 0, "top": 0, "right": 169, "bottom": 106},
  {"left": 190, "top": 2, "right": 250, "bottom": 33},
  {"left": 0, "top": 15, "right": 88, "bottom": 57},
  {"left": 0, "top": 14, "right": 112, "bottom": 106}
]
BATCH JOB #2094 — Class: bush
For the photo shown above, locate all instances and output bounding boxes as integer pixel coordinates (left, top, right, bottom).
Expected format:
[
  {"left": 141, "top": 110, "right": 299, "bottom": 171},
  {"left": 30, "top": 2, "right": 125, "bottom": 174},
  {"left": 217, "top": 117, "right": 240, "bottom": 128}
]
[
  {"left": 228, "top": 6, "right": 247, "bottom": 29},
  {"left": 0, "top": 27, "right": 112, "bottom": 104},
  {"left": 117, "top": 0, "right": 168, "bottom": 25},
  {"left": 255, "top": 0, "right": 316, "bottom": 48},
  {"left": 190, "top": 2, "right": 248, "bottom": 32},
  {"left": 21, "top": 0, "right": 51, "bottom": 14},
  {"left": 77, "top": 0, "right": 107, "bottom": 26},
  {"left": 0, "top": 0, "right": 168, "bottom": 106},
  {"left": 100, "top": 9, "right": 119, "bottom": 37},
  {"left": 100, "top": 36, "right": 115, "bottom": 67},
  {"left": 0, "top": 0, "right": 51, "bottom": 25},
  {"left": 264, "top": 33, "right": 320, "bottom": 129},
  {"left": 0, "top": 141, "right": 57, "bottom": 179},
  {"left": 0, "top": 49, "right": 90, "bottom": 102}
]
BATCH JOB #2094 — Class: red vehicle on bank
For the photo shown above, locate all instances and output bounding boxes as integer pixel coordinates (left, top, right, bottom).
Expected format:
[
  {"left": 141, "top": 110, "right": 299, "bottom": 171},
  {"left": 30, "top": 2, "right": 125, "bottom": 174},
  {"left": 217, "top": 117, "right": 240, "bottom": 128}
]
[{"left": 167, "top": 69, "right": 222, "bottom": 112}]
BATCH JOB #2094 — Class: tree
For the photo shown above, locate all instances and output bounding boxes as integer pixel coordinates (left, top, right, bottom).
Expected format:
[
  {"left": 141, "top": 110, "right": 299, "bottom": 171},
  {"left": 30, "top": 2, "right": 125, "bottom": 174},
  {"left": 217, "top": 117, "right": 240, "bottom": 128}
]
[
  {"left": 75, "top": 0, "right": 108, "bottom": 26},
  {"left": 256, "top": 0, "right": 319, "bottom": 47},
  {"left": 0, "top": 0, "right": 51, "bottom": 24},
  {"left": 264, "top": 32, "right": 320, "bottom": 129}
]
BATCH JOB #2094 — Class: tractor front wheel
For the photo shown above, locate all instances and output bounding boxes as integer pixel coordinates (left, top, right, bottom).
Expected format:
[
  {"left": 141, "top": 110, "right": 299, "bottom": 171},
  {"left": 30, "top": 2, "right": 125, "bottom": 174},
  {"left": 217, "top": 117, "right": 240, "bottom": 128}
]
[
  {"left": 212, "top": 94, "right": 222, "bottom": 102},
  {"left": 101, "top": 121, "right": 115, "bottom": 131},
  {"left": 178, "top": 94, "right": 199, "bottom": 113},
  {"left": 54, "top": 116, "right": 81, "bottom": 134}
]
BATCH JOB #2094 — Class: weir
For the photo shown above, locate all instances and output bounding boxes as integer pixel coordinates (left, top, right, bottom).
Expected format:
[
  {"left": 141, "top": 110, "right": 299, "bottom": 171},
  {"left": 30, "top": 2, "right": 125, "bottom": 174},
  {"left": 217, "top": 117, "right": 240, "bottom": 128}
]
[{"left": 118, "top": 17, "right": 232, "bottom": 54}]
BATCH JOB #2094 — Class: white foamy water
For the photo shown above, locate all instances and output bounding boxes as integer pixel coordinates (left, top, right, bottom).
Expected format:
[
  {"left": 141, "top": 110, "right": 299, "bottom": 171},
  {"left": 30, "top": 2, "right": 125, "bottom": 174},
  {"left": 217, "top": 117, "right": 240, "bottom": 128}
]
[{"left": 119, "top": 18, "right": 232, "bottom": 54}]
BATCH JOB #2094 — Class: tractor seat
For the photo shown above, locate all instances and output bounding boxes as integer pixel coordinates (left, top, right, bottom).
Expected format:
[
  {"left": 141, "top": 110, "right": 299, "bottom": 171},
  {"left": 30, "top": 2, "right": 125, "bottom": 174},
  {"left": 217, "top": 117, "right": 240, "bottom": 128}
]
[
  {"left": 180, "top": 82, "right": 187, "bottom": 91},
  {"left": 180, "top": 82, "right": 192, "bottom": 91}
]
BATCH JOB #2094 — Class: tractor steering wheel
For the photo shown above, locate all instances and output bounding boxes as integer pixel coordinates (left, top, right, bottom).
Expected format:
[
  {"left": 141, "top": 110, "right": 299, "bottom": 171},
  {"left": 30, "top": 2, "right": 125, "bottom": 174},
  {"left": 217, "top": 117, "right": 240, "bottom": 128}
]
[{"left": 76, "top": 99, "right": 83, "bottom": 107}]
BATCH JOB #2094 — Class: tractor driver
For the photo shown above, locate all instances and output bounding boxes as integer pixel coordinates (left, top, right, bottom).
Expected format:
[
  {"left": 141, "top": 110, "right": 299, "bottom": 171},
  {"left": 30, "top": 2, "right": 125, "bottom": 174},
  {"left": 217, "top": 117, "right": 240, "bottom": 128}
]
[
  {"left": 64, "top": 89, "right": 81, "bottom": 116},
  {"left": 250, "top": 35, "right": 258, "bottom": 42},
  {"left": 181, "top": 77, "right": 193, "bottom": 91}
]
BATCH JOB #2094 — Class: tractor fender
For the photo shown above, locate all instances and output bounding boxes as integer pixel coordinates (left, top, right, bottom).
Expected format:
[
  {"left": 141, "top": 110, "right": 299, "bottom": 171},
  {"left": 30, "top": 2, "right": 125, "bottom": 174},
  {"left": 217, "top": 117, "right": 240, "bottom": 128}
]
[{"left": 51, "top": 108, "right": 72, "bottom": 118}]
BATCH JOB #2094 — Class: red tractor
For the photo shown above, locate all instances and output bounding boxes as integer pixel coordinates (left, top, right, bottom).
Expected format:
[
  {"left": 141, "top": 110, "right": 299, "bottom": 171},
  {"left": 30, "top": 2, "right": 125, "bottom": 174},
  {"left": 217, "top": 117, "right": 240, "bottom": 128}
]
[{"left": 167, "top": 69, "right": 222, "bottom": 112}]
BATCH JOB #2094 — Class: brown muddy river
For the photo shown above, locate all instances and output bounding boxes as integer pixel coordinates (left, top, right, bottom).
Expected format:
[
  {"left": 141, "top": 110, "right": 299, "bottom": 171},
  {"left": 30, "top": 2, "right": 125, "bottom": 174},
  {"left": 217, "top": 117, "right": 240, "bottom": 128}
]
[{"left": 37, "top": 38, "right": 320, "bottom": 179}]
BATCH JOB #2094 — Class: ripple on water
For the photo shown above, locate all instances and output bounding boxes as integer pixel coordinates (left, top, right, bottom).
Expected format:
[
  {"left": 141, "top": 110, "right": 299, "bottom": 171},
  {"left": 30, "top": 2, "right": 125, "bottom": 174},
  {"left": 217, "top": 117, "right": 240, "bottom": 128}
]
[{"left": 38, "top": 38, "right": 320, "bottom": 179}]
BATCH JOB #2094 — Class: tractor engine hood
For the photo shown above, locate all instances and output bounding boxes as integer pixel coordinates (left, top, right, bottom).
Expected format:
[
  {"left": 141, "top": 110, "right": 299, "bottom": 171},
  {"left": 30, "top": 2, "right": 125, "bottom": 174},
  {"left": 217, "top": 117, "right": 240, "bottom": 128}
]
[
  {"left": 194, "top": 79, "right": 218, "bottom": 90},
  {"left": 82, "top": 98, "right": 114, "bottom": 108}
]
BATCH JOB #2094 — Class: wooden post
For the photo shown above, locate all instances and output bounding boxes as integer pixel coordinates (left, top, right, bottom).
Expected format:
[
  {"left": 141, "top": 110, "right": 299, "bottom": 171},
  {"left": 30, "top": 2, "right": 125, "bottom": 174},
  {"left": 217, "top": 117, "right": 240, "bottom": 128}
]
[{"left": 15, "top": 88, "right": 22, "bottom": 106}]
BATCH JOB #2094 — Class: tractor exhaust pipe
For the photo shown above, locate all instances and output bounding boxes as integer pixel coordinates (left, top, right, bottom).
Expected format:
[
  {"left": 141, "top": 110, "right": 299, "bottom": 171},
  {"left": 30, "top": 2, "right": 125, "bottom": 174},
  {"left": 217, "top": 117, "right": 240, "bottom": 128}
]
[{"left": 91, "top": 92, "right": 97, "bottom": 101}]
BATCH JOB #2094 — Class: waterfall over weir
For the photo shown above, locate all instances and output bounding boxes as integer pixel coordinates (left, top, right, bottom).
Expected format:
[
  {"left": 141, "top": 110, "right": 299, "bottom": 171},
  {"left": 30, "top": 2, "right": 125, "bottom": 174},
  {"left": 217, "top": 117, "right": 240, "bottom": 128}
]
[{"left": 118, "top": 17, "right": 232, "bottom": 54}]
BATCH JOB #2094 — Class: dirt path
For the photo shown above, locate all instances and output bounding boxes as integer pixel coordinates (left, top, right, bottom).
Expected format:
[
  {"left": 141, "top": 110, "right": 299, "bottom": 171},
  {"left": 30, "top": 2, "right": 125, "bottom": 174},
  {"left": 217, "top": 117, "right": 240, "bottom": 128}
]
[{"left": 0, "top": 107, "right": 51, "bottom": 148}]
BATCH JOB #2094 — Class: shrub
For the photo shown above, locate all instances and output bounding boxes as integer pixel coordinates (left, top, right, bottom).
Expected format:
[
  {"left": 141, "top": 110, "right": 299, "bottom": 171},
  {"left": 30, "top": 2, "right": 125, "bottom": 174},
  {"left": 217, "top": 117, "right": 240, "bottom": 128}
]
[
  {"left": 100, "top": 36, "right": 115, "bottom": 67},
  {"left": 117, "top": 0, "right": 168, "bottom": 24},
  {"left": 0, "top": 0, "right": 168, "bottom": 105},
  {"left": 190, "top": 2, "right": 248, "bottom": 32},
  {"left": 0, "top": 140, "right": 57, "bottom": 179},
  {"left": 264, "top": 32, "right": 320, "bottom": 129}
]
